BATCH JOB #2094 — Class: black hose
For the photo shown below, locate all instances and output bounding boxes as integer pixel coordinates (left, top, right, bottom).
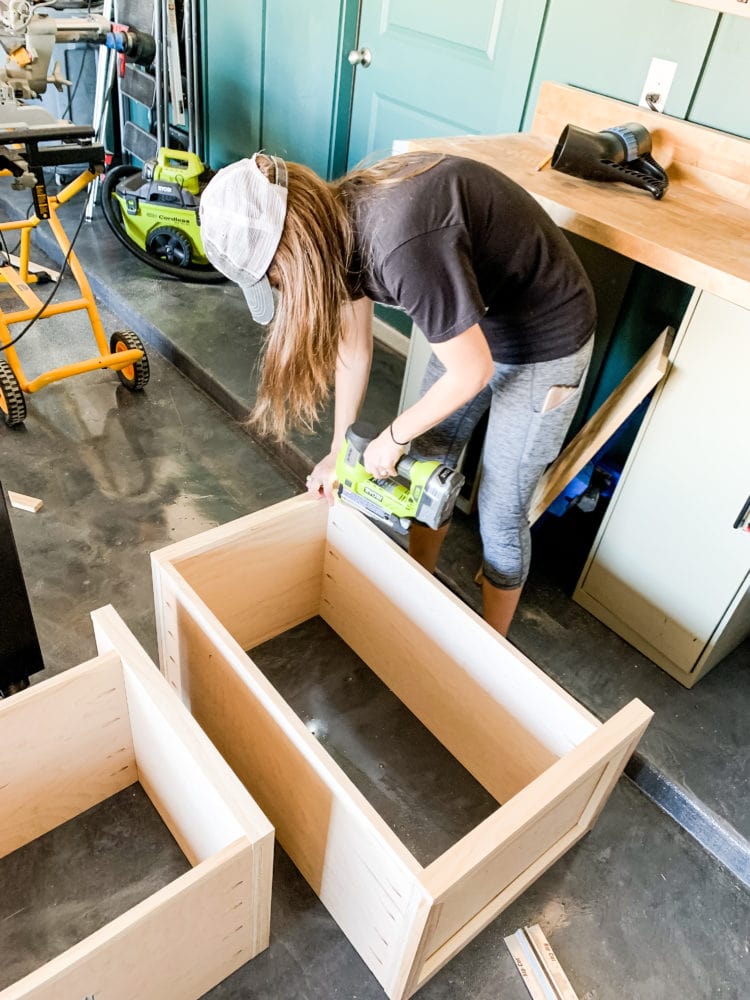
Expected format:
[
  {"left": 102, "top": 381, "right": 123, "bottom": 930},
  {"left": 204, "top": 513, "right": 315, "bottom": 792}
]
[{"left": 100, "top": 164, "right": 226, "bottom": 284}]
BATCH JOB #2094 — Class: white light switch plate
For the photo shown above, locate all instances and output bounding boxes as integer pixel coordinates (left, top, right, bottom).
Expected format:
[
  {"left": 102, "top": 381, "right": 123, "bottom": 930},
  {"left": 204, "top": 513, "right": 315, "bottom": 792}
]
[{"left": 639, "top": 57, "right": 678, "bottom": 112}]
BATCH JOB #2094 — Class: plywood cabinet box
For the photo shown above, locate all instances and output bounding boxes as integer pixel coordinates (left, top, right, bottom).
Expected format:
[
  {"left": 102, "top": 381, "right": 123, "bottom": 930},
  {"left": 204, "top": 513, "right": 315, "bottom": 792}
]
[
  {"left": 0, "top": 606, "right": 273, "bottom": 1000},
  {"left": 152, "top": 496, "right": 652, "bottom": 1000}
]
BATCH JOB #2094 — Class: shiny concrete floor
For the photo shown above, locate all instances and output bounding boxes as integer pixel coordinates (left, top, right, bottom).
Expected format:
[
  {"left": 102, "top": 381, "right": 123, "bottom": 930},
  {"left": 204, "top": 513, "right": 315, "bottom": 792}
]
[{"left": 0, "top": 193, "right": 748, "bottom": 997}]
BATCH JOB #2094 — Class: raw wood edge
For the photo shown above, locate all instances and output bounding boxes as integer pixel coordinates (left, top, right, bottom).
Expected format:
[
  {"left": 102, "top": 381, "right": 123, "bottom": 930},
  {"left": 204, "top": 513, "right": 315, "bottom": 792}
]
[
  {"left": 388, "top": 893, "right": 437, "bottom": 1000},
  {"left": 327, "top": 503, "right": 601, "bottom": 735},
  {"left": 673, "top": 0, "right": 750, "bottom": 17}
]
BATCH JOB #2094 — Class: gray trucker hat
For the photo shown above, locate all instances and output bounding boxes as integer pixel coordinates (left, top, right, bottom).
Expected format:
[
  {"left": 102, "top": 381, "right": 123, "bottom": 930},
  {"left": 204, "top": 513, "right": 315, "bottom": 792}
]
[{"left": 199, "top": 153, "right": 288, "bottom": 325}]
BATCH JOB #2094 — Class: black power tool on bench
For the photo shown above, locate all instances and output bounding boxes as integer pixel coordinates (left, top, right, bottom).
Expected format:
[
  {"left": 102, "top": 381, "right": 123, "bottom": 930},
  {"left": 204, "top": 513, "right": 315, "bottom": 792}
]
[{"left": 551, "top": 121, "right": 669, "bottom": 199}]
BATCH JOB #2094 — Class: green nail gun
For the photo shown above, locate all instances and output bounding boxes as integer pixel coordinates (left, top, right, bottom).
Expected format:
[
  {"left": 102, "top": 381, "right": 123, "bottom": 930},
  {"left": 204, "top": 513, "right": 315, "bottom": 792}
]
[{"left": 335, "top": 422, "right": 465, "bottom": 534}]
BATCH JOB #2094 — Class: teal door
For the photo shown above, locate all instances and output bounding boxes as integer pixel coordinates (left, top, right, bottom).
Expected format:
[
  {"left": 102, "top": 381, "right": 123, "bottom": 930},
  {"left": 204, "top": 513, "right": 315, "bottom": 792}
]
[
  {"left": 263, "top": 0, "right": 360, "bottom": 177},
  {"left": 346, "top": 0, "right": 546, "bottom": 170}
]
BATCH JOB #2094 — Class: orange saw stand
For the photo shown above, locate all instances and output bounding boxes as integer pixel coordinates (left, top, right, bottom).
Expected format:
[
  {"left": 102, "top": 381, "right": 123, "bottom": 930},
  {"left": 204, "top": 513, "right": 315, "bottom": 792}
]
[{"left": 0, "top": 124, "right": 150, "bottom": 427}]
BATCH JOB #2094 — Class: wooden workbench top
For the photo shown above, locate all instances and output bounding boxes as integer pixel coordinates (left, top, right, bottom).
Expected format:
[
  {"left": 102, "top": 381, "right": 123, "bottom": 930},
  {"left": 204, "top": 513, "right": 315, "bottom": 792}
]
[{"left": 401, "top": 83, "right": 750, "bottom": 310}]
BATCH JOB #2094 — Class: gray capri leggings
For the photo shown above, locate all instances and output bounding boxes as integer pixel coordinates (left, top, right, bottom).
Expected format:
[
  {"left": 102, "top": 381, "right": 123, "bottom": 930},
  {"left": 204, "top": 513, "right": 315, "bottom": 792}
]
[{"left": 411, "top": 334, "right": 594, "bottom": 590}]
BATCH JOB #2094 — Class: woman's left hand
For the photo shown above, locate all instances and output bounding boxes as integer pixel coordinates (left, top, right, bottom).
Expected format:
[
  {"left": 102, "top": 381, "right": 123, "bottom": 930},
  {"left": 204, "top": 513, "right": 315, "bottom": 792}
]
[{"left": 363, "top": 430, "right": 405, "bottom": 479}]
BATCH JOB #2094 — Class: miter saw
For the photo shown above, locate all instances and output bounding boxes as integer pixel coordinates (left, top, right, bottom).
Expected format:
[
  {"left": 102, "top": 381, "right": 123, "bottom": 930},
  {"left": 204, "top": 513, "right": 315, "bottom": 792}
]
[
  {"left": 0, "top": 3, "right": 221, "bottom": 284},
  {"left": 0, "top": 0, "right": 154, "bottom": 116},
  {"left": 0, "top": 3, "right": 156, "bottom": 426},
  {"left": 336, "top": 422, "right": 465, "bottom": 534},
  {"left": 0, "top": 0, "right": 154, "bottom": 215}
]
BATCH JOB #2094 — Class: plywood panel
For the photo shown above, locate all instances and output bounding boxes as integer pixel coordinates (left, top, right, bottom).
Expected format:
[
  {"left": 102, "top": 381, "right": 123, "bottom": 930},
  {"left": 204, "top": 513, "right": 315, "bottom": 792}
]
[
  {"left": 427, "top": 768, "right": 602, "bottom": 953},
  {"left": 418, "top": 700, "right": 652, "bottom": 985},
  {"left": 0, "top": 654, "right": 136, "bottom": 857},
  {"left": 165, "top": 496, "right": 328, "bottom": 651},
  {"left": 322, "top": 504, "right": 598, "bottom": 792},
  {"left": 2, "top": 842, "right": 255, "bottom": 1000},
  {"left": 168, "top": 595, "right": 430, "bottom": 996},
  {"left": 322, "top": 546, "right": 560, "bottom": 803}
]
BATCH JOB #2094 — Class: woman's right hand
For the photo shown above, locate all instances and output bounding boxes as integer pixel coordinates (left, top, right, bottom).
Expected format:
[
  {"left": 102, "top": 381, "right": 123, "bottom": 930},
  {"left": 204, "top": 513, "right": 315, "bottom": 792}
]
[{"left": 306, "top": 452, "right": 338, "bottom": 505}]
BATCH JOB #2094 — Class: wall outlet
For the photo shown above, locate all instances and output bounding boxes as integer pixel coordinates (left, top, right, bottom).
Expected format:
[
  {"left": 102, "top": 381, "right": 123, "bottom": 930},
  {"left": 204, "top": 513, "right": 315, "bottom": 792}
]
[{"left": 639, "top": 57, "right": 677, "bottom": 113}]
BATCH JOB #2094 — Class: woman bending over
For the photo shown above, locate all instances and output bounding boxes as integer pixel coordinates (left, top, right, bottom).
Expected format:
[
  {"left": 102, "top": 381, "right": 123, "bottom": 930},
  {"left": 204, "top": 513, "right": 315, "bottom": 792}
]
[{"left": 199, "top": 151, "right": 596, "bottom": 636}]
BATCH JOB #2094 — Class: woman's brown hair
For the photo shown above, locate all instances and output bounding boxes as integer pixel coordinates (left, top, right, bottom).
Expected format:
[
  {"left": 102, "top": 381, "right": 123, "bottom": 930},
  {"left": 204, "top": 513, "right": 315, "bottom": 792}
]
[{"left": 250, "top": 152, "right": 442, "bottom": 441}]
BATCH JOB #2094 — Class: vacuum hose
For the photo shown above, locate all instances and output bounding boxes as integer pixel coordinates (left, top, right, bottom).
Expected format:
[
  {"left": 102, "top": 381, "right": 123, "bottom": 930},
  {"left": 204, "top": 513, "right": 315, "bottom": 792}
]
[{"left": 551, "top": 121, "right": 669, "bottom": 200}]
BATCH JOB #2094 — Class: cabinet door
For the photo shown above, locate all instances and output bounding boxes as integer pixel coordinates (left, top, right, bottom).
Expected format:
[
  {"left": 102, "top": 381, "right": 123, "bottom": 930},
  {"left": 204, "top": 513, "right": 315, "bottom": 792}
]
[
  {"left": 687, "top": 13, "right": 750, "bottom": 138},
  {"left": 575, "top": 292, "right": 750, "bottom": 681}
]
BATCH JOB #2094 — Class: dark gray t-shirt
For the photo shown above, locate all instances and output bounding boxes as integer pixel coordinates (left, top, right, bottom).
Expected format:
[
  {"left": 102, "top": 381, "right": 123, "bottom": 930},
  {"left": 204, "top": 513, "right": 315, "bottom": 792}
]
[{"left": 344, "top": 154, "right": 596, "bottom": 364}]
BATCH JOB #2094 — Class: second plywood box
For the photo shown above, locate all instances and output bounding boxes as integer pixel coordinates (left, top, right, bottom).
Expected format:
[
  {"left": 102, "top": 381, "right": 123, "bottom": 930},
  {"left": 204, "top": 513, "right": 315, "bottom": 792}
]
[
  {"left": 151, "top": 495, "right": 652, "bottom": 999},
  {"left": 0, "top": 606, "right": 273, "bottom": 1000}
]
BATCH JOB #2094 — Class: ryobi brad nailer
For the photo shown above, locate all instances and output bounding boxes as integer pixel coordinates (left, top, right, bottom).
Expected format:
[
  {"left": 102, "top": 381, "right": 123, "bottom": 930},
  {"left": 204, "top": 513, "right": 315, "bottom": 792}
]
[{"left": 335, "top": 422, "right": 465, "bottom": 534}]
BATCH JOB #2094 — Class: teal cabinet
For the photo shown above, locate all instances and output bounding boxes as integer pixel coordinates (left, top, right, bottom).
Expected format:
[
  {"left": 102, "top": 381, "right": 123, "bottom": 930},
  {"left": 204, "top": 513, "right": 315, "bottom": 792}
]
[
  {"left": 525, "top": 0, "right": 718, "bottom": 125},
  {"left": 688, "top": 14, "right": 750, "bottom": 137},
  {"left": 201, "top": 0, "right": 357, "bottom": 177},
  {"left": 201, "top": 1, "right": 747, "bottom": 172},
  {"left": 263, "top": 0, "right": 359, "bottom": 177},
  {"left": 201, "top": 0, "right": 264, "bottom": 168}
]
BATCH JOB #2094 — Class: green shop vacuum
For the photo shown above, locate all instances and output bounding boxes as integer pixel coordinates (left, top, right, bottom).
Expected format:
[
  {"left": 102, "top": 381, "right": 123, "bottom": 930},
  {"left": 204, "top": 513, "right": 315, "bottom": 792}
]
[{"left": 101, "top": 148, "right": 224, "bottom": 283}]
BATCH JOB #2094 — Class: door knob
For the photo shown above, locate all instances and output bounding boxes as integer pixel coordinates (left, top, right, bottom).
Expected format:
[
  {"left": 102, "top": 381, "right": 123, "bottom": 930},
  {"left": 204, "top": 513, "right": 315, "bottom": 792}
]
[{"left": 347, "top": 47, "right": 372, "bottom": 68}]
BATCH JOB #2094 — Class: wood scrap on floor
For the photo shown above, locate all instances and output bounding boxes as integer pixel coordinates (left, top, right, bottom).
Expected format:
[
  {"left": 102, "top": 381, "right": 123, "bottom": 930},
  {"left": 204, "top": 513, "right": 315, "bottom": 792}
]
[{"left": 7, "top": 491, "right": 43, "bottom": 513}]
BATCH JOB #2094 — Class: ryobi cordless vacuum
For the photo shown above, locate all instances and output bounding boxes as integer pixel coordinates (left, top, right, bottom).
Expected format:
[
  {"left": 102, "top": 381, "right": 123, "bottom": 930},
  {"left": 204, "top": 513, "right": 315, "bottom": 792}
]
[{"left": 101, "top": 148, "right": 224, "bottom": 283}]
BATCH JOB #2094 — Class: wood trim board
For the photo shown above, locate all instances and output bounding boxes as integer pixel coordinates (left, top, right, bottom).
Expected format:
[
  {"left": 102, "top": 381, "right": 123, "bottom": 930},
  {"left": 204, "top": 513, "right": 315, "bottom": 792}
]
[
  {"left": 528, "top": 327, "right": 672, "bottom": 524},
  {"left": 151, "top": 495, "right": 652, "bottom": 998},
  {"left": 0, "top": 606, "right": 273, "bottom": 1000}
]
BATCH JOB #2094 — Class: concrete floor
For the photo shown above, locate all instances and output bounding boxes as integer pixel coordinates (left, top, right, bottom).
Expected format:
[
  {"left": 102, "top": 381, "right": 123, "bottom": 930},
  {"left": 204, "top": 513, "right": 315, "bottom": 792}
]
[{"left": 0, "top": 182, "right": 748, "bottom": 997}]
